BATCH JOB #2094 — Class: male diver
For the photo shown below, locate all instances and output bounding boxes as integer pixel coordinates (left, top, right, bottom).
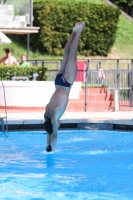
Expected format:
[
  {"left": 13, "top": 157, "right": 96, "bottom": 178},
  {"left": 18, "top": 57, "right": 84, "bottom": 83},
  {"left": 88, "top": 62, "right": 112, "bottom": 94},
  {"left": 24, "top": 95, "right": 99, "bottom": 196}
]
[{"left": 44, "top": 21, "right": 85, "bottom": 152}]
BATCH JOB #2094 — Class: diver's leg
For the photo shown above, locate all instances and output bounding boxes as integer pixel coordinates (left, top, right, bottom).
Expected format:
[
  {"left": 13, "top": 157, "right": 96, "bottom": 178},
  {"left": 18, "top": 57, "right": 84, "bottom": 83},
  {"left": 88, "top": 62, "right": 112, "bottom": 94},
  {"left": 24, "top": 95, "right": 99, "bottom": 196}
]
[
  {"left": 59, "top": 22, "right": 84, "bottom": 74},
  {"left": 63, "top": 21, "right": 85, "bottom": 83},
  {"left": 58, "top": 32, "right": 75, "bottom": 73}
]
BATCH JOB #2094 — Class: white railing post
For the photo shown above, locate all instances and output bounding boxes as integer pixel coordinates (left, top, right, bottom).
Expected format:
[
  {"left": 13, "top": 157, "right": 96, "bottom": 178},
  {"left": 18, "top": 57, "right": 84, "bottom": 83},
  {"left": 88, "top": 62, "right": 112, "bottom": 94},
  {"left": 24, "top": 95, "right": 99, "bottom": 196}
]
[{"left": 114, "top": 59, "right": 120, "bottom": 111}]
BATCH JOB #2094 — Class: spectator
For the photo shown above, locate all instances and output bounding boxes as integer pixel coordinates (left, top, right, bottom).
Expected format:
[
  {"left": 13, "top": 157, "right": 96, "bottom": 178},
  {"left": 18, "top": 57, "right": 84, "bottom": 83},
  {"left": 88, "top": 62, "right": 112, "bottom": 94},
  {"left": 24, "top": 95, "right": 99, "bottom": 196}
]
[
  {"left": 99, "top": 69, "right": 105, "bottom": 83},
  {"left": 0, "top": 48, "right": 19, "bottom": 65},
  {"left": 19, "top": 55, "right": 30, "bottom": 67}
]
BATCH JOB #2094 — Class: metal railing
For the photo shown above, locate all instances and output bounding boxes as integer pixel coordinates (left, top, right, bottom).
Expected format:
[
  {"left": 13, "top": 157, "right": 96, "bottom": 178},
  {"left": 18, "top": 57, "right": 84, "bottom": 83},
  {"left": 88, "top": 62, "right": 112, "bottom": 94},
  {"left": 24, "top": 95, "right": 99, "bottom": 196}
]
[
  {"left": 26, "top": 58, "right": 133, "bottom": 70},
  {"left": 41, "top": 59, "right": 133, "bottom": 111},
  {"left": 1, "top": 59, "right": 133, "bottom": 111}
]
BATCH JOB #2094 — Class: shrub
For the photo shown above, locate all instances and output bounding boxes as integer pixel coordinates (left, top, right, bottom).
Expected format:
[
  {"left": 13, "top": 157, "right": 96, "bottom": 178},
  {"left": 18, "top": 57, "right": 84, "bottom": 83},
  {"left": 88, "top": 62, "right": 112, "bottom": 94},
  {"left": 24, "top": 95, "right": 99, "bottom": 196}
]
[
  {"left": 82, "top": 83, "right": 108, "bottom": 88},
  {"left": 0, "top": 65, "right": 47, "bottom": 81},
  {"left": 31, "top": 1, "right": 120, "bottom": 56}
]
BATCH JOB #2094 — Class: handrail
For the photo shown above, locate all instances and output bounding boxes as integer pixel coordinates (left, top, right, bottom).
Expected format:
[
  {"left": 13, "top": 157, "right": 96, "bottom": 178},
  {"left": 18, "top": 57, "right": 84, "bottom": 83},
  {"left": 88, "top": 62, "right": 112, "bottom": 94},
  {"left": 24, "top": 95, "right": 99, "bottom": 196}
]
[{"left": 0, "top": 80, "right": 8, "bottom": 132}]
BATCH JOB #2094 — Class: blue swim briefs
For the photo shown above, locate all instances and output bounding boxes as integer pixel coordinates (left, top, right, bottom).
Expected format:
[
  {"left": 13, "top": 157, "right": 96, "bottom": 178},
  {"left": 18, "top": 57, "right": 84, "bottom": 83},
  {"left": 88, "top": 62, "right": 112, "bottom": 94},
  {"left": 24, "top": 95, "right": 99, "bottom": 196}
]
[{"left": 55, "top": 74, "right": 72, "bottom": 88}]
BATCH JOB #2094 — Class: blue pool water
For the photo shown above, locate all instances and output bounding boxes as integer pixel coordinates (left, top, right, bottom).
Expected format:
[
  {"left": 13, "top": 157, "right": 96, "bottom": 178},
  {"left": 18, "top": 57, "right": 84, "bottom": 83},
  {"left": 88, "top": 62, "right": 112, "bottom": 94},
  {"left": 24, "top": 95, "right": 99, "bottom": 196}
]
[{"left": 0, "top": 130, "right": 133, "bottom": 200}]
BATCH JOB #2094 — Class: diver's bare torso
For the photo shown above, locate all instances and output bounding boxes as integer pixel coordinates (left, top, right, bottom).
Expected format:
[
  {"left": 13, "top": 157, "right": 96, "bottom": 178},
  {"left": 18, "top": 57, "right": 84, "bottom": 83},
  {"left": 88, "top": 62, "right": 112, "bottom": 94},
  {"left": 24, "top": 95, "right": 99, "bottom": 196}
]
[{"left": 45, "top": 85, "right": 71, "bottom": 120}]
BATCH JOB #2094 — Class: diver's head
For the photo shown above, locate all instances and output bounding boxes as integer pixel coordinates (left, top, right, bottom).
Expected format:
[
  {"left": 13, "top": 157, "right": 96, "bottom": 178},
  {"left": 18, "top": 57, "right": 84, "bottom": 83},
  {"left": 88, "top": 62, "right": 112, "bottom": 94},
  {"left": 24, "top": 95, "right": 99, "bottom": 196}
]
[{"left": 43, "top": 118, "right": 53, "bottom": 134}]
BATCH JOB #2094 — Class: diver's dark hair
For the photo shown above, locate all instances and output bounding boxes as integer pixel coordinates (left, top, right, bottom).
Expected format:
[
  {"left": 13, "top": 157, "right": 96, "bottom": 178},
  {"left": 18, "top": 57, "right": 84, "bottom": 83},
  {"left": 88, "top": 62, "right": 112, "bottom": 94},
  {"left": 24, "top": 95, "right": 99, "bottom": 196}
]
[{"left": 43, "top": 118, "right": 53, "bottom": 134}]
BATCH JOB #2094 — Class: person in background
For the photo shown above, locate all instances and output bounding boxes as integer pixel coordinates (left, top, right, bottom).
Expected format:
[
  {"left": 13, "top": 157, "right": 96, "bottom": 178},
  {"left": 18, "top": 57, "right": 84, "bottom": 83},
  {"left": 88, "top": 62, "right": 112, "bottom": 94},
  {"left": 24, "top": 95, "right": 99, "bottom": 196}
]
[
  {"left": 19, "top": 54, "right": 30, "bottom": 67},
  {"left": 43, "top": 21, "right": 85, "bottom": 152},
  {"left": 99, "top": 68, "right": 105, "bottom": 83},
  {"left": 0, "top": 48, "right": 19, "bottom": 65}
]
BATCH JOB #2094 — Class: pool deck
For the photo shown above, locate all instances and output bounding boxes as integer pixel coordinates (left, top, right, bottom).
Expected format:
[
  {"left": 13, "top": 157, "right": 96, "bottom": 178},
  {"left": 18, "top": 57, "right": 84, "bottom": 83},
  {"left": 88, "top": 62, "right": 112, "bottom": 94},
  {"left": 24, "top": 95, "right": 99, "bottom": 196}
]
[{"left": 0, "top": 109, "right": 133, "bottom": 131}]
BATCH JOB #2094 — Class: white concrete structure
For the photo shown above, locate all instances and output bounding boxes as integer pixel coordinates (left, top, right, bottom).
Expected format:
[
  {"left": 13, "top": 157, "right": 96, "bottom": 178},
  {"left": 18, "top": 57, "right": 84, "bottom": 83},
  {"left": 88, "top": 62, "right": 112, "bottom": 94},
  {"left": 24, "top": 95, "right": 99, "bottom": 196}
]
[
  {"left": 0, "top": 5, "right": 26, "bottom": 28},
  {"left": 14, "top": 16, "right": 27, "bottom": 27},
  {"left": 0, "top": 31, "right": 11, "bottom": 43},
  {"left": 114, "top": 89, "right": 119, "bottom": 111},
  {"left": 0, "top": 81, "right": 82, "bottom": 108},
  {"left": 0, "top": 4, "right": 39, "bottom": 34}
]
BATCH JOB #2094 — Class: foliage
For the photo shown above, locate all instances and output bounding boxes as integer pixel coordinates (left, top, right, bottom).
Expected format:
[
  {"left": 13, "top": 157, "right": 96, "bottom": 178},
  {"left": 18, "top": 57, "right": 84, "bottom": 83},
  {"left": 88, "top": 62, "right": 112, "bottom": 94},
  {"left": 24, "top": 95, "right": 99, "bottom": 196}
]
[
  {"left": 82, "top": 83, "right": 108, "bottom": 88},
  {"left": 0, "top": 65, "right": 47, "bottom": 81},
  {"left": 110, "top": 0, "right": 133, "bottom": 8},
  {"left": 119, "top": 89, "right": 129, "bottom": 100},
  {"left": 31, "top": 0, "right": 120, "bottom": 56}
]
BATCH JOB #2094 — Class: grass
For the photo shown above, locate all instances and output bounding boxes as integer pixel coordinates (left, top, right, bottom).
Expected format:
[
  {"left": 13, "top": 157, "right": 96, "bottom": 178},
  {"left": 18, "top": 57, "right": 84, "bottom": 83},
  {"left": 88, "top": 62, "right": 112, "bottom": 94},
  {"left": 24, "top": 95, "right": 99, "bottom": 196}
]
[
  {"left": 110, "top": 14, "right": 133, "bottom": 59},
  {"left": 34, "top": 0, "right": 104, "bottom": 3},
  {"left": 0, "top": 0, "right": 133, "bottom": 60},
  {"left": 0, "top": 35, "right": 62, "bottom": 60}
]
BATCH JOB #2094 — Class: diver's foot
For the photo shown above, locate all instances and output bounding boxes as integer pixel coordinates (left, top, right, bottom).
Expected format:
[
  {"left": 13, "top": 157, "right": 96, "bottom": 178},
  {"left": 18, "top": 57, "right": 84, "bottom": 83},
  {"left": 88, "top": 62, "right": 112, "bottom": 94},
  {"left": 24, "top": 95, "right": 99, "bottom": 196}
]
[
  {"left": 46, "top": 145, "right": 52, "bottom": 152},
  {"left": 73, "top": 21, "right": 85, "bottom": 33}
]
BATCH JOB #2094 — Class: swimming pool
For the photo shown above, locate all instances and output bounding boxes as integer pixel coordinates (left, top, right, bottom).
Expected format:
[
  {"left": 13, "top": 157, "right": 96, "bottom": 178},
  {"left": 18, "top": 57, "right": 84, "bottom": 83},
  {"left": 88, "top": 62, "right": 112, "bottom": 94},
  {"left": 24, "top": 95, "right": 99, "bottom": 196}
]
[{"left": 0, "top": 130, "right": 133, "bottom": 200}]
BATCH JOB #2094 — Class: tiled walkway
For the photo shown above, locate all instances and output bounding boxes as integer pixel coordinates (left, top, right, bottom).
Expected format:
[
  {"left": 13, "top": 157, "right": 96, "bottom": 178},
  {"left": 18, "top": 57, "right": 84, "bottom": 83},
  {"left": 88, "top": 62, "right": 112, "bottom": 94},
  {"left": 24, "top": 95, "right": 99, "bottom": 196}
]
[{"left": 0, "top": 109, "right": 133, "bottom": 131}]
